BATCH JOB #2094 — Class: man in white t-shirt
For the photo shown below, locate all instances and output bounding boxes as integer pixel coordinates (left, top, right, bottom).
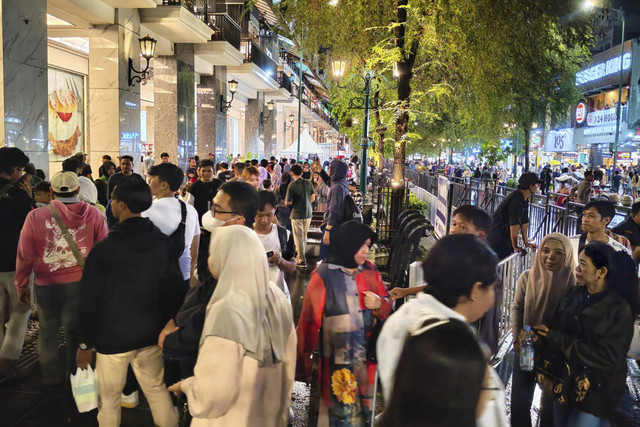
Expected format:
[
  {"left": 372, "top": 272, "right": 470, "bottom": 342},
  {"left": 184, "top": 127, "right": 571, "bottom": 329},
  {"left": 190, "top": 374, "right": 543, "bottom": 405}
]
[
  {"left": 254, "top": 191, "right": 296, "bottom": 297},
  {"left": 143, "top": 163, "right": 200, "bottom": 284},
  {"left": 568, "top": 200, "right": 632, "bottom": 264}
]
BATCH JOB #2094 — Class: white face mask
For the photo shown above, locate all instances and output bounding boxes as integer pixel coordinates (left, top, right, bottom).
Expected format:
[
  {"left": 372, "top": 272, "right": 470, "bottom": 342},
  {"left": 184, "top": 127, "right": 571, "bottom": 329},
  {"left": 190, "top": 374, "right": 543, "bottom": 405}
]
[{"left": 209, "top": 216, "right": 240, "bottom": 238}]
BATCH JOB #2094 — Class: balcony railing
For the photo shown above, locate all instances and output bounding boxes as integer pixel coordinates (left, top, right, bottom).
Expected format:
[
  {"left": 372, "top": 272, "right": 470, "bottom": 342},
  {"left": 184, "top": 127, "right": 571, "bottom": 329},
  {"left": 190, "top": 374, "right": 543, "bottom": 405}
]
[
  {"left": 241, "top": 39, "right": 277, "bottom": 78},
  {"left": 207, "top": 13, "right": 242, "bottom": 50}
]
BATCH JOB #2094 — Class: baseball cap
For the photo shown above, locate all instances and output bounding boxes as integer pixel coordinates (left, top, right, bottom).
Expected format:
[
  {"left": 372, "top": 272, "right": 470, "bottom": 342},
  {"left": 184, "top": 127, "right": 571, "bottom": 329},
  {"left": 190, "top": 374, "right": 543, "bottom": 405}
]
[
  {"left": 517, "top": 172, "right": 543, "bottom": 190},
  {"left": 51, "top": 171, "right": 79, "bottom": 194}
]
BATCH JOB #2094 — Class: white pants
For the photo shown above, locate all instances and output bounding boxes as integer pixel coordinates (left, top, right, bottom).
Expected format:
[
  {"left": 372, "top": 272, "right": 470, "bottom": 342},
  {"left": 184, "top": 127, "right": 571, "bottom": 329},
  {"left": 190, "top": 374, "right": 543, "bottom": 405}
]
[
  {"left": 0, "top": 271, "right": 31, "bottom": 360},
  {"left": 96, "top": 345, "right": 177, "bottom": 427},
  {"left": 291, "top": 218, "right": 311, "bottom": 264}
]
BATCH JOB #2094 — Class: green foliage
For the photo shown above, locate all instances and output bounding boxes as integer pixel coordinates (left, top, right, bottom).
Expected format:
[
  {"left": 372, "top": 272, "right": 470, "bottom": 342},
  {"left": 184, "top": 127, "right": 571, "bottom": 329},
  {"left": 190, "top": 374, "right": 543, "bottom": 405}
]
[
  {"left": 479, "top": 140, "right": 512, "bottom": 165},
  {"left": 506, "top": 179, "right": 518, "bottom": 188},
  {"left": 408, "top": 193, "right": 429, "bottom": 215}
]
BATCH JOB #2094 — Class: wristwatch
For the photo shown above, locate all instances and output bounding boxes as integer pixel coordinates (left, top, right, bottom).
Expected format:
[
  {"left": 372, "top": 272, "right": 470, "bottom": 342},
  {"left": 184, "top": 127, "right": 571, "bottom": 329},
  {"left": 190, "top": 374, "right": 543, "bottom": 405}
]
[{"left": 78, "top": 343, "right": 90, "bottom": 350}]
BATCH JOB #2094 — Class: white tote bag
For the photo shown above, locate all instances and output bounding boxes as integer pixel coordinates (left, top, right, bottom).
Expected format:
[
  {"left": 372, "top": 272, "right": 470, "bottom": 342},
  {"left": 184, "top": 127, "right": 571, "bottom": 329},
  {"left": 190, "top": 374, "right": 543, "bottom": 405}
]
[{"left": 70, "top": 366, "right": 99, "bottom": 413}]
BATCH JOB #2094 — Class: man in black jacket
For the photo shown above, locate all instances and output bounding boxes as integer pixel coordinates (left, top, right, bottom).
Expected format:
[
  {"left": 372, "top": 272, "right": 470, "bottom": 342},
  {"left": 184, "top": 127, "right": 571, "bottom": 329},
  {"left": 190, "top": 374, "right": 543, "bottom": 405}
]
[
  {"left": 0, "top": 147, "right": 34, "bottom": 376},
  {"left": 159, "top": 181, "right": 258, "bottom": 377},
  {"left": 75, "top": 181, "right": 178, "bottom": 427}
]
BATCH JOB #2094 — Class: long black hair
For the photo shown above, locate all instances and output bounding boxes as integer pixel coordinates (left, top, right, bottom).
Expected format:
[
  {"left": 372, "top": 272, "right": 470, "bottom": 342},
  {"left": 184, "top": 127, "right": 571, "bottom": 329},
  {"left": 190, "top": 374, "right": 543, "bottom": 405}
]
[
  {"left": 583, "top": 242, "right": 640, "bottom": 316},
  {"left": 380, "top": 318, "right": 486, "bottom": 427}
]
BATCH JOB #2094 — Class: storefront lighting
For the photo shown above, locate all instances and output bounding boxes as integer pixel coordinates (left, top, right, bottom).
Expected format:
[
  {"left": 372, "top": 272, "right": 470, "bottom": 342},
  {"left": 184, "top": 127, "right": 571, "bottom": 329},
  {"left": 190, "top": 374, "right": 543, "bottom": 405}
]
[
  {"left": 220, "top": 79, "right": 239, "bottom": 112},
  {"left": 260, "top": 100, "right": 275, "bottom": 124},
  {"left": 128, "top": 35, "right": 157, "bottom": 87},
  {"left": 331, "top": 59, "right": 346, "bottom": 79}
]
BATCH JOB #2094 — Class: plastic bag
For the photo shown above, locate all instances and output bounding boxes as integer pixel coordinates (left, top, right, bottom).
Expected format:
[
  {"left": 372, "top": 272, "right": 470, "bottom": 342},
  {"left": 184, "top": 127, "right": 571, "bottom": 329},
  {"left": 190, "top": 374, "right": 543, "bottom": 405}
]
[{"left": 70, "top": 366, "right": 98, "bottom": 413}]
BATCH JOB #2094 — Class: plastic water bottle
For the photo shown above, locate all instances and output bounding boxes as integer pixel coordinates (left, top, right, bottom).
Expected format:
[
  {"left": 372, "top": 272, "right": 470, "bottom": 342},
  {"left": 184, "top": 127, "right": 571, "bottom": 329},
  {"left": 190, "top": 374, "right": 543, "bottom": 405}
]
[{"left": 519, "top": 325, "right": 535, "bottom": 371}]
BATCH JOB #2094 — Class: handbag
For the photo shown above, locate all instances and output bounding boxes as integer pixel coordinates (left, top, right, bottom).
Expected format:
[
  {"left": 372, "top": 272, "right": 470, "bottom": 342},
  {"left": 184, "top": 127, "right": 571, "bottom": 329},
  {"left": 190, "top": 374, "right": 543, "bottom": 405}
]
[
  {"left": 535, "top": 349, "right": 593, "bottom": 405},
  {"left": 70, "top": 366, "right": 98, "bottom": 413}
]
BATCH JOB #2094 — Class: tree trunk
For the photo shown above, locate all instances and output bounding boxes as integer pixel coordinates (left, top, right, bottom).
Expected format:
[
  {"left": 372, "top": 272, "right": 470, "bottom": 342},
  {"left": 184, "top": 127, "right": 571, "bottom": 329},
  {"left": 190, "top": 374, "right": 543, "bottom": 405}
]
[
  {"left": 392, "top": 0, "right": 417, "bottom": 185},
  {"left": 523, "top": 128, "right": 530, "bottom": 172}
]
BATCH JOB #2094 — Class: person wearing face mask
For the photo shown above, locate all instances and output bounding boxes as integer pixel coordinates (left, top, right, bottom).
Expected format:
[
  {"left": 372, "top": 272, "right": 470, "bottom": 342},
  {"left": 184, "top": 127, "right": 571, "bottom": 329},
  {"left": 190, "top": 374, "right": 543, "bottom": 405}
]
[
  {"left": 167, "top": 225, "right": 296, "bottom": 427},
  {"left": 296, "top": 221, "right": 392, "bottom": 427},
  {"left": 510, "top": 233, "right": 576, "bottom": 427},
  {"left": 534, "top": 243, "right": 639, "bottom": 427},
  {"left": 159, "top": 181, "right": 258, "bottom": 379},
  {"left": 377, "top": 234, "right": 508, "bottom": 427}
]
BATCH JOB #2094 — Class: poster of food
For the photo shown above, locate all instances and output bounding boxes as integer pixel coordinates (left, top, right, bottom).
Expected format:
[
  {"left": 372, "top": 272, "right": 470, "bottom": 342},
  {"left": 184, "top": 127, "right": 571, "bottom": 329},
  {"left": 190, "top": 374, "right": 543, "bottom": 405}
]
[{"left": 48, "top": 68, "right": 84, "bottom": 160}]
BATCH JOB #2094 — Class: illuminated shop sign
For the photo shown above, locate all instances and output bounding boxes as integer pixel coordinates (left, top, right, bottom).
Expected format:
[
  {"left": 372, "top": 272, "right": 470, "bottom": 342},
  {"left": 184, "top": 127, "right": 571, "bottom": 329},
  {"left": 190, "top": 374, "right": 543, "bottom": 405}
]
[
  {"left": 586, "top": 107, "right": 618, "bottom": 127},
  {"left": 544, "top": 128, "right": 574, "bottom": 152},
  {"left": 575, "top": 52, "right": 631, "bottom": 86},
  {"left": 576, "top": 102, "right": 587, "bottom": 125}
]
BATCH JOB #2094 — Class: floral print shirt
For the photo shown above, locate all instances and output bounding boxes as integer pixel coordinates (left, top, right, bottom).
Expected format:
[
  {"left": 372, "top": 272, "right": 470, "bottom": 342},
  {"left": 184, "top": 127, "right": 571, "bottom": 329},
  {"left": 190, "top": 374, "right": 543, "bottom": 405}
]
[{"left": 296, "top": 260, "right": 392, "bottom": 426}]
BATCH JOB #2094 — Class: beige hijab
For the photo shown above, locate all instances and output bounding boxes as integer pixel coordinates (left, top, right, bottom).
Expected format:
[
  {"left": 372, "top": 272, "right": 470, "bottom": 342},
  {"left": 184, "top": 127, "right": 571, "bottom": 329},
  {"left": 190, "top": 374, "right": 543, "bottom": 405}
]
[
  {"left": 201, "top": 225, "right": 293, "bottom": 367},
  {"left": 523, "top": 233, "right": 576, "bottom": 327}
]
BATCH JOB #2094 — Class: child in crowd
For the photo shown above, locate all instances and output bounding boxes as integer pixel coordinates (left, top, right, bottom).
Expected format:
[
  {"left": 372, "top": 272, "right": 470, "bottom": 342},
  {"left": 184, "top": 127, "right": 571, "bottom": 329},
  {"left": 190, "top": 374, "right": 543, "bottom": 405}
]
[{"left": 33, "top": 181, "right": 51, "bottom": 207}]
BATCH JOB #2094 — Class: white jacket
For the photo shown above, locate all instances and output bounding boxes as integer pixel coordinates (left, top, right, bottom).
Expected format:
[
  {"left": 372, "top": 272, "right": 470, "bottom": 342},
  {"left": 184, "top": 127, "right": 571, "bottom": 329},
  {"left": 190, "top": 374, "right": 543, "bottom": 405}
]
[{"left": 377, "top": 292, "right": 508, "bottom": 427}]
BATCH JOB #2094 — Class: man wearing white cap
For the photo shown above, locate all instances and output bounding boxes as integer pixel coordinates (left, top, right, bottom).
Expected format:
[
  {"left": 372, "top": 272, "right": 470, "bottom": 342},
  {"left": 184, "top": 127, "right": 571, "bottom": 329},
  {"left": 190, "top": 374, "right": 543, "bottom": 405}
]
[{"left": 15, "top": 171, "right": 108, "bottom": 385}]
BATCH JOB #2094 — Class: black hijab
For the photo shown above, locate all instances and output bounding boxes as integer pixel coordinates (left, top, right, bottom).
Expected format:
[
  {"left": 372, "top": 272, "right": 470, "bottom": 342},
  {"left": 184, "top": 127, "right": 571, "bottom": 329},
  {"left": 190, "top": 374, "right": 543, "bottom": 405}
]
[{"left": 326, "top": 221, "right": 377, "bottom": 268}]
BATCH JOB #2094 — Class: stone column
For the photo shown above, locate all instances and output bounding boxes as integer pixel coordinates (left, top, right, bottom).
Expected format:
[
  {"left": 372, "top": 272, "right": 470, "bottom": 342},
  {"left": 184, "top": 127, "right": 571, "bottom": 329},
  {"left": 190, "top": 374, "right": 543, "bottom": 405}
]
[
  {"left": 196, "top": 75, "right": 215, "bottom": 161},
  {"left": 214, "top": 66, "right": 227, "bottom": 163},
  {"left": 244, "top": 95, "right": 262, "bottom": 158},
  {"left": 88, "top": 9, "right": 142, "bottom": 175},
  {"left": 176, "top": 44, "right": 195, "bottom": 171},
  {"left": 2, "top": 0, "right": 48, "bottom": 175},
  {"left": 154, "top": 44, "right": 195, "bottom": 171},
  {"left": 263, "top": 102, "right": 276, "bottom": 159}
]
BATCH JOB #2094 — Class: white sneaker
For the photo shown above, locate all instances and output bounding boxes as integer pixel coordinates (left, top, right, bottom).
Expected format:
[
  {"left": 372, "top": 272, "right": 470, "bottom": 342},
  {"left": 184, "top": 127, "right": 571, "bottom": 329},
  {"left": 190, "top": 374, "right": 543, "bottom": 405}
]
[{"left": 121, "top": 390, "right": 139, "bottom": 408}]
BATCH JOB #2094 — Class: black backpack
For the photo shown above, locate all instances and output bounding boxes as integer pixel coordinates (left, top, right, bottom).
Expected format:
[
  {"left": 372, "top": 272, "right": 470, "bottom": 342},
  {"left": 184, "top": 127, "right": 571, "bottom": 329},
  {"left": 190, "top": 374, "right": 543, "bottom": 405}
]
[
  {"left": 344, "top": 194, "right": 363, "bottom": 222},
  {"left": 166, "top": 199, "right": 187, "bottom": 261}
]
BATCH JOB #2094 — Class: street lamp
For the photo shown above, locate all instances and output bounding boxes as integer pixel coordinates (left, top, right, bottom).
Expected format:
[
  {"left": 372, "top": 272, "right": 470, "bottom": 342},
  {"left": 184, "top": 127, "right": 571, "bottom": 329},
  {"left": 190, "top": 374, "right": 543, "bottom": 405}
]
[
  {"left": 260, "top": 100, "right": 275, "bottom": 124},
  {"left": 584, "top": 0, "right": 626, "bottom": 173},
  {"left": 128, "top": 35, "right": 157, "bottom": 87},
  {"left": 285, "top": 113, "right": 295, "bottom": 145},
  {"left": 331, "top": 63, "right": 395, "bottom": 197},
  {"left": 220, "top": 79, "right": 238, "bottom": 112}
]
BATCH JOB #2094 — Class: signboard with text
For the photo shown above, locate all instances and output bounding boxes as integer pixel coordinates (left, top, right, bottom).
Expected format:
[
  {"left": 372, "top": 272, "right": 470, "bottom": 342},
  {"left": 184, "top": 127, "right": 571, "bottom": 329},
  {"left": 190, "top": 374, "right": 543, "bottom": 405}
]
[
  {"left": 575, "top": 40, "right": 633, "bottom": 88},
  {"left": 544, "top": 128, "right": 575, "bottom": 152}
]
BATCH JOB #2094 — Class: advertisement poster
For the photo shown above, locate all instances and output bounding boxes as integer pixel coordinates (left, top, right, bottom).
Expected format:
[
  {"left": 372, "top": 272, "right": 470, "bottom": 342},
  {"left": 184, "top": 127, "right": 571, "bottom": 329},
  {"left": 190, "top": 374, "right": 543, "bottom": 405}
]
[
  {"left": 435, "top": 176, "right": 449, "bottom": 239},
  {"left": 48, "top": 68, "right": 84, "bottom": 160}
]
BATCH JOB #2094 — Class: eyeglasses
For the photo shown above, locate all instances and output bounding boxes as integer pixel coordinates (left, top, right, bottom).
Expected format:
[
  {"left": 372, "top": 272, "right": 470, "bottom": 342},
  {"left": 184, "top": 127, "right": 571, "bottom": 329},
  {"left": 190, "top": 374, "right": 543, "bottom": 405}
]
[{"left": 212, "top": 206, "right": 239, "bottom": 216}]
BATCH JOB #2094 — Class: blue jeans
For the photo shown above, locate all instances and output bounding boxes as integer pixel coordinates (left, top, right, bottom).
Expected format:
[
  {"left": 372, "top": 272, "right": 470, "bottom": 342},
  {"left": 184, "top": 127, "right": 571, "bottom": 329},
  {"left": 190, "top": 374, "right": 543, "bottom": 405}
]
[
  {"left": 319, "top": 227, "right": 338, "bottom": 260},
  {"left": 553, "top": 402, "right": 610, "bottom": 427},
  {"left": 35, "top": 281, "right": 81, "bottom": 381}
]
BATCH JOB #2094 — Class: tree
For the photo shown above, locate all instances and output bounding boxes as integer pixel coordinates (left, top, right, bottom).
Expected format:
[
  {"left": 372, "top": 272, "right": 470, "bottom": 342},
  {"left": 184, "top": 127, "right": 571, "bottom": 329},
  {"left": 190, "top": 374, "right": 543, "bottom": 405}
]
[{"left": 277, "top": 0, "right": 592, "bottom": 180}]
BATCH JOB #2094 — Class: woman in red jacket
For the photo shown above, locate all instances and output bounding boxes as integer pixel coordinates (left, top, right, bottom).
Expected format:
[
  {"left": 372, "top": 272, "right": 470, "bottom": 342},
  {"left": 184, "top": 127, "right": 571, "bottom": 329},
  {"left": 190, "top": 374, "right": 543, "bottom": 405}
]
[{"left": 296, "top": 221, "right": 392, "bottom": 426}]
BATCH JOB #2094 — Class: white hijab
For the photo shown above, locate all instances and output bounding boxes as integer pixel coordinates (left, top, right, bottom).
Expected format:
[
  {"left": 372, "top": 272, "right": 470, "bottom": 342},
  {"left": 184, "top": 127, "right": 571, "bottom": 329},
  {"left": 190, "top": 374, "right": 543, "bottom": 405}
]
[{"left": 201, "top": 225, "right": 293, "bottom": 367}]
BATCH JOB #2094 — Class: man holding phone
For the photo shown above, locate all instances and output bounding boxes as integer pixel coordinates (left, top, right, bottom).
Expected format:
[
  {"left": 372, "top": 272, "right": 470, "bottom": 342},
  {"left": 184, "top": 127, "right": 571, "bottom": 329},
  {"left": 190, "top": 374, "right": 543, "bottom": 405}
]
[{"left": 254, "top": 191, "right": 296, "bottom": 298}]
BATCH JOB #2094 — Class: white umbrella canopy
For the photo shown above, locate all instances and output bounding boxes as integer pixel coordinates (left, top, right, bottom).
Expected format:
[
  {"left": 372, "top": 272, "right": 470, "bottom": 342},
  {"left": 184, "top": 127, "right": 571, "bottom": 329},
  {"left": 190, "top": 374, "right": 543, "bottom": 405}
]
[{"left": 281, "top": 129, "right": 328, "bottom": 161}]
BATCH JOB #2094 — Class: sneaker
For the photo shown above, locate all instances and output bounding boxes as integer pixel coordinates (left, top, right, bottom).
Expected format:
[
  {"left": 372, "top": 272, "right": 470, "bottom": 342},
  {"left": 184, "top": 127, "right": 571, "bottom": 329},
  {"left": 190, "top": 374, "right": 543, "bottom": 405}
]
[{"left": 121, "top": 390, "right": 139, "bottom": 408}]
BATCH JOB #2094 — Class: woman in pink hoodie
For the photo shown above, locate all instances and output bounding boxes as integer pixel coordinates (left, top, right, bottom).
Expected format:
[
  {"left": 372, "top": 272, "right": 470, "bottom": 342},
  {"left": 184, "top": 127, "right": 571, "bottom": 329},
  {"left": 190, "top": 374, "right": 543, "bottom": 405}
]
[{"left": 15, "top": 171, "right": 108, "bottom": 385}]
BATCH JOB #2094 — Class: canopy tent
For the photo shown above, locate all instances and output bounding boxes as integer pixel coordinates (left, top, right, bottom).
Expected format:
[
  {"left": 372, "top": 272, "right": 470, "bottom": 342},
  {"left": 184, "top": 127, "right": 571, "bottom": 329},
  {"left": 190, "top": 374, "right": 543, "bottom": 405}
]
[{"left": 281, "top": 129, "right": 329, "bottom": 162}]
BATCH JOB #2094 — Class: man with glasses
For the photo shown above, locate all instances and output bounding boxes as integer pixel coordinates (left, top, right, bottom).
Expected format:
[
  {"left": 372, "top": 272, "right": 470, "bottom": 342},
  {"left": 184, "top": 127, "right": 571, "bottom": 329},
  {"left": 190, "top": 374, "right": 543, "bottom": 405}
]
[
  {"left": 159, "top": 181, "right": 258, "bottom": 378},
  {"left": 0, "top": 147, "right": 34, "bottom": 378}
]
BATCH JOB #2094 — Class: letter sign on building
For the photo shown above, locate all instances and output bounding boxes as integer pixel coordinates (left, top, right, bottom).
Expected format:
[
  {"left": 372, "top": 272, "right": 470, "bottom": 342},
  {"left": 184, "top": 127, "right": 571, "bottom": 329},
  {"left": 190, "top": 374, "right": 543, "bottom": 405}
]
[{"left": 544, "top": 128, "right": 575, "bottom": 153}]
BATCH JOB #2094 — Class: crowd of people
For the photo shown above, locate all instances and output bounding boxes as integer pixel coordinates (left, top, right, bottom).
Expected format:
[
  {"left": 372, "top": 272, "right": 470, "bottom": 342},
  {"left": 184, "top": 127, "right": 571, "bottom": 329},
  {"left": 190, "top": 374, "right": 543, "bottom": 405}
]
[{"left": 1, "top": 145, "right": 640, "bottom": 427}]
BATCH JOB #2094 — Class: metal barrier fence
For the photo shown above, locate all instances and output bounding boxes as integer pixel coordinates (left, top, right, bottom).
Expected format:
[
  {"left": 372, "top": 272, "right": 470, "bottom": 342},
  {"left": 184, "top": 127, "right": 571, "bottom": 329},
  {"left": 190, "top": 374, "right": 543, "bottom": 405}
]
[
  {"left": 376, "top": 187, "right": 410, "bottom": 244},
  {"left": 406, "top": 169, "right": 632, "bottom": 244},
  {"left": 496, "top": 250, "right": 533, "bottom": 340}
]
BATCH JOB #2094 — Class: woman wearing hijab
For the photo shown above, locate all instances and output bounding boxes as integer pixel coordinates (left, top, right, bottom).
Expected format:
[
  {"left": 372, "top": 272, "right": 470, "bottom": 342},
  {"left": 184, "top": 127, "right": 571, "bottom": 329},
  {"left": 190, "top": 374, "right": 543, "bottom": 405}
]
[
  {"left": 314, "top": 170, "right": 330, "bottom": 212},
  {"left": 510, "top": 233, "right": 576, "bottom": 427},
  {"left": 168, "top": 225, "right": 296, "bottom": 427},
  {"left": 296, "top": 221, "right": 392, "bottom": 427}
]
